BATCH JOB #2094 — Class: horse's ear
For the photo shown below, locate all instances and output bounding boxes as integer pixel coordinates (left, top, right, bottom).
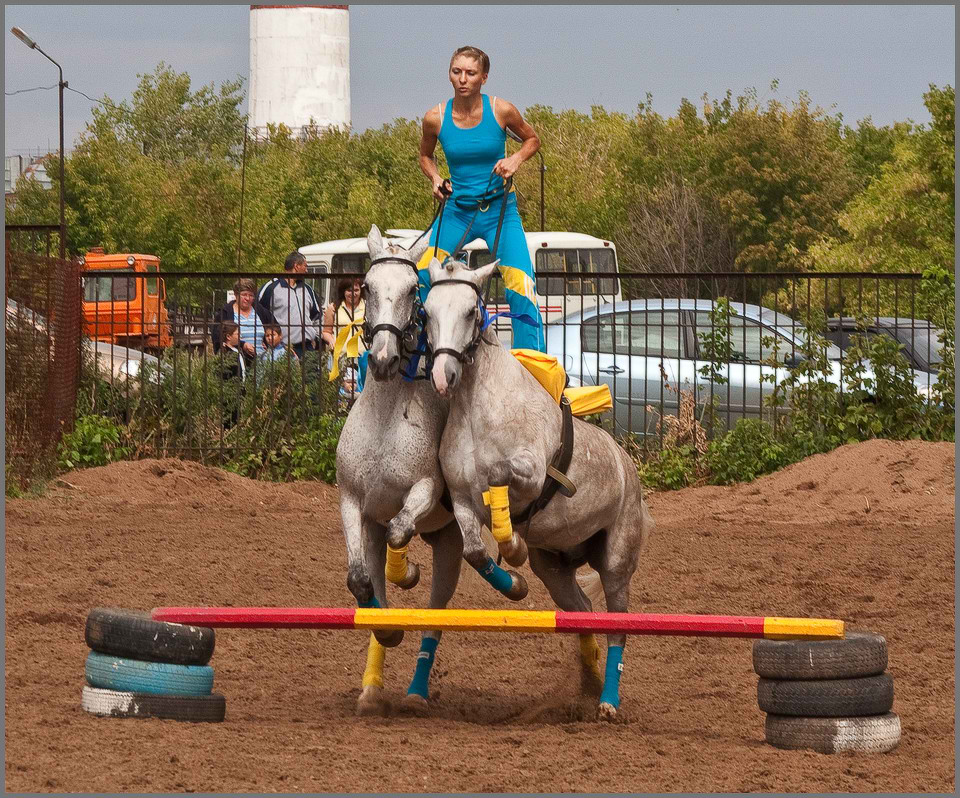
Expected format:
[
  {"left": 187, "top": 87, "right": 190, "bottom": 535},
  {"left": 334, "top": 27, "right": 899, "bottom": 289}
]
[
  {"left": 405, "top": 236, "right": 430, "bottom": 267},
  {"left": 367, "top": 225, "right": 385, "bottom": 258},
  {"left": 426, "top": 257, "right": 445, "bottom": 285},
  {"left": 473, "top": 259, "right": 500, "bottom": 286}
]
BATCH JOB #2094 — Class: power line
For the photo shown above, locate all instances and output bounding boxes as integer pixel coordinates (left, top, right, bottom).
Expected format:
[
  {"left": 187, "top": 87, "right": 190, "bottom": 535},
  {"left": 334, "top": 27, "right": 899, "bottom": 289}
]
[{"left": 5, "top": 84, "right": 57, "bottom": 96}]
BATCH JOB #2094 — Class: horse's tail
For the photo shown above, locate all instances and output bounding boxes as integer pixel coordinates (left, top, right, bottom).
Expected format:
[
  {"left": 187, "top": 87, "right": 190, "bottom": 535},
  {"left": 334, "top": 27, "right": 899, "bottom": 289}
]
[{"left": 576, "top": 568, "right": 605, "bottom": 611}]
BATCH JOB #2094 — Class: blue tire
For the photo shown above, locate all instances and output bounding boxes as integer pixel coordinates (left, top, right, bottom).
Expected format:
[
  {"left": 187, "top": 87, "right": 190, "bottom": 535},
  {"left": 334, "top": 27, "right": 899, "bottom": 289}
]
[{"left": 85, "top": 651, "right": 214, "bottom": 696}]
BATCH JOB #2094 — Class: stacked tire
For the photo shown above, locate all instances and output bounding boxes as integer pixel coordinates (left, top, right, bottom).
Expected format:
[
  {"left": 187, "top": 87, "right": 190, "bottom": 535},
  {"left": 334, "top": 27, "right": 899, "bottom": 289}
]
[
  {"left": 82, "top": 608, "right": 225, "bottom": 723},
  {"left": 753, "top": 631, "right": 900, "bottom": 754}
]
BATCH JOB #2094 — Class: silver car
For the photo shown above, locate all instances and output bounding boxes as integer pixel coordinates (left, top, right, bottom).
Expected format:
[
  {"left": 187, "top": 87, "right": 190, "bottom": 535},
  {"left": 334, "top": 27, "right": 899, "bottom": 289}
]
[{"left": 545, "top": 299, "right": 936, "bottom": 437}]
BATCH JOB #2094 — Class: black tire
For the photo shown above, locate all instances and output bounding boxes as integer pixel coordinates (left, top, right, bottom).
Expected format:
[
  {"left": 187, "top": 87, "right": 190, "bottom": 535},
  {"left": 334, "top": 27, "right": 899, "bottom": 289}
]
[
  {"left": 764, "top": 712, "right": 901, "bottom": 754},
  {"left": 753, "top": 631, "right": 887, "bottom": 680},
  {"left": 85, "top": 607, "right": 215, "bottom": 665},
  {"left": 81, "top": 685, "right": 226, "bottom": 723},
  {"left": 758, "top": 674, "right": 893, "bottom": 717}
]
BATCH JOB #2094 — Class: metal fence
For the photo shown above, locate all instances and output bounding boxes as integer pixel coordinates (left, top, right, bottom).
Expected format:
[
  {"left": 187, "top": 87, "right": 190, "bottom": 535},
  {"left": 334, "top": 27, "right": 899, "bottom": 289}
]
[
  {"left": 70, "top": 269, "right": 948, "bottom": 466},
  {"left": 5, "top": 248, "right": 82, "bottom": 479}
]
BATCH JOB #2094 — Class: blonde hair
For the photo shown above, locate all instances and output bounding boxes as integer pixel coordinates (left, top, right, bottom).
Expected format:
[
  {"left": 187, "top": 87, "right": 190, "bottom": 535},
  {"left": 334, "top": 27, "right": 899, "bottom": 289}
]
[{"left": 450, "top": 46, "right": 490, "bottom": 75}]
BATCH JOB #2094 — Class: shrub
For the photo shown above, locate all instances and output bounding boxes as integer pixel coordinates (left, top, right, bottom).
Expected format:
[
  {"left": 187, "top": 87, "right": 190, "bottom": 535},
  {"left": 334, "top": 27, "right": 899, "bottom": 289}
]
[
  {"left": 58, "top": 415, "right": 130, "bottom": 470},
  {"left": 704, "top": 418, "right": 789, "bottom": 484}
]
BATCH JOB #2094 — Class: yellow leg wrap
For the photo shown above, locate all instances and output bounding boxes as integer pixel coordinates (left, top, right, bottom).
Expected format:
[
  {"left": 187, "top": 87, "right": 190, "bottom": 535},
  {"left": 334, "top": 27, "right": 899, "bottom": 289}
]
[
  {"left": 385, "top": 545, "right": 410, "bottom": 584},
  {"left": 482, "top": 485, "right": 514, "bottom": 544},
  {"left": 361, "top": 633, "right": 386, "bottom": 689},
  {"left": 579, "top": 634, "right": 603, "bottom": 682}
]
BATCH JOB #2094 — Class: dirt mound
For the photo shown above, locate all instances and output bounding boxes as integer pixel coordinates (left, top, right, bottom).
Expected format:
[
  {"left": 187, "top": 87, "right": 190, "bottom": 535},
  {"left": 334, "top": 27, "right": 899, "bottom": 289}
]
[
  {"left": 648, "top": 439, "right": 954, "bottom": 528},
  {"left": 5, "top": 443, "right": 955, "bottom": 793}
]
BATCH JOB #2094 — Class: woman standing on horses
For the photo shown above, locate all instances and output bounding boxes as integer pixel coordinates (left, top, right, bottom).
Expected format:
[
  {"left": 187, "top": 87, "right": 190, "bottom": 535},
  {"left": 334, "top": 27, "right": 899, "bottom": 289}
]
[{"left": 418, "top": 45, "right": 546, "bottom": 352}]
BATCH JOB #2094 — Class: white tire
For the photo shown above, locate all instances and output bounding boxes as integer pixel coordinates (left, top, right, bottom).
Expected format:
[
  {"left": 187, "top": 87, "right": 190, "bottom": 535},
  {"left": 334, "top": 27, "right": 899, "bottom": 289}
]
[{"left": 765, "top": 712, "right": 901, "bottom": 754}]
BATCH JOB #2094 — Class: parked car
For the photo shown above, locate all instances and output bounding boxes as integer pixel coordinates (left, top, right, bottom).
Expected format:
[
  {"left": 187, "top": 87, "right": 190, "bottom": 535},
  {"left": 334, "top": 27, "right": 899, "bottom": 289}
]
[
  {"left": 545, "top": 299, "right": 936, "bottom": 437},
  {"left": 824, "top": 317, "right": 945, "bottom": 375},
  {"left": 6, "top": 298, "right": 160, "bottom": 386}
]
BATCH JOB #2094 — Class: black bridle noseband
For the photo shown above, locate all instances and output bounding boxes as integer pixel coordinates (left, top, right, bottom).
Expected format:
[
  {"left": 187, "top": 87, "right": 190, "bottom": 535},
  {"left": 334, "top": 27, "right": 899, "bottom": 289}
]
[
  {"left": 426, "top": 277, "right": 488, "bottom": 365},
  {"left": 361, "top": 254, "right": 424, "bottom": 354}
]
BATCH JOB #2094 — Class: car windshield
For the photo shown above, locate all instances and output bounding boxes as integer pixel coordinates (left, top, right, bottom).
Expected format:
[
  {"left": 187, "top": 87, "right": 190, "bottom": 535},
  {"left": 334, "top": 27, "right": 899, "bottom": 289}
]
[{"left": 892, "top": 326, "right": 944, "bottom": 366}]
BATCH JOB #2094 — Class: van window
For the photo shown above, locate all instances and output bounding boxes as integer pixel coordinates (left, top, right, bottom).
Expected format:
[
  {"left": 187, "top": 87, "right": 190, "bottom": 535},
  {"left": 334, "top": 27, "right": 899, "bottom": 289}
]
[
  {"left": 469, "top": 249, "right": 506, "bottom": 302},
  {"left": 535, "top": 248, "right": 618, "bottom": 296},
  {"left": 146, "top": 263, "right": 159, "bottom": 296},
  {"left": 332, "top": 254, "right": 370, "bottom": 274},
  {"left": 83, "top": 269, "right": 135, "bottom": 303}
]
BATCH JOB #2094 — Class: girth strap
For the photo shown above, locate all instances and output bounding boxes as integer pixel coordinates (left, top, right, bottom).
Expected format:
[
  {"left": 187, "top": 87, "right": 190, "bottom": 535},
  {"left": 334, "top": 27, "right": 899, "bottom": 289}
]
[{"left": 512, "top": 396, "right": 576, "bottom": 526}]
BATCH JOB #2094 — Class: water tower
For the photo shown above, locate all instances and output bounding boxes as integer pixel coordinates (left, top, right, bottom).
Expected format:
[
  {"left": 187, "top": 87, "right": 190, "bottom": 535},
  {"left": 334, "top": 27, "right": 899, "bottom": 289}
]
[{"left": 248, "top": 5, "right": 350, "bottom": 135}]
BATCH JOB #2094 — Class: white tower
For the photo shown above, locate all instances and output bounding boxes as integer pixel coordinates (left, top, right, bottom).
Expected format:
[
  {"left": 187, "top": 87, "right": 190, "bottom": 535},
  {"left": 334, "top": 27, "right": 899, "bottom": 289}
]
[{"left": 249, "top": 5, "right": 351, "bottom": 135}]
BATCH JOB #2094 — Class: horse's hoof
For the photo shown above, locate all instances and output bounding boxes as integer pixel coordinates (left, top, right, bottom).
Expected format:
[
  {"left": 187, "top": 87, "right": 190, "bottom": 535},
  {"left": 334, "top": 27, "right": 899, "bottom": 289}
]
[
  {"left": 500, "top": 536, "right": 528, "bottom": 568},
  {"left": 597, "top": 702, "right": 618, "bottom": 722},
  {"left": 356, "top": 686, "right": 390, "bottom": 717},
  {"left": 399, "top": 693, "right": 430, "bottom": 717},
  {"left": 396, "top": 562, "right": 420, "bottom": 590},
  {"left": 504, "top": 571, "right": 528, "bottom": 601},
  {"left": 374, "top": 628, "right": 404, "bottom": 648}
]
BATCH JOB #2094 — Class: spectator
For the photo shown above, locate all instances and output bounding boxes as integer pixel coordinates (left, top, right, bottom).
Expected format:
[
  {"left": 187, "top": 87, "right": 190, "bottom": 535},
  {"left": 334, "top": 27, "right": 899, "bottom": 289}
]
[
  {"left": 322, "top": 276, "right": 366, "bottom": 403},
  {"left": 321, "top": 276, "right": 366, "bottom": 349},
  {"left": 257, "top": 252, "right": 323, "bottom": 359},
  {"left": 212, "top": 278, "right": 275, "bottom": 359},
  {"left": 255, "top": 322, "right": 299, "bottom": 388},
  {"left": 218, "top": 321, "right": 246, "bottom": 428}
]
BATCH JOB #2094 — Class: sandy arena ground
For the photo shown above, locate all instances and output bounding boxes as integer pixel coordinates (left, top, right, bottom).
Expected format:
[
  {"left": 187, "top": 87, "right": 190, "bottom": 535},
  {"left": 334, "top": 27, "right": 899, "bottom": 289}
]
[{"left": 4, "top": 438, "right": 955, "bottom": 793}]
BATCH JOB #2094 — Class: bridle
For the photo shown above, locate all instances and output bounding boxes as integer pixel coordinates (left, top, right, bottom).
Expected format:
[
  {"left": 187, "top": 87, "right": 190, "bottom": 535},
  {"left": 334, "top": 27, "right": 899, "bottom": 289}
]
[
  {"left": 361, "top": 254, "right": 425, "bottom": 361},
  {"left": 425, "top": 277, "right": 488, "bottom": 365}
]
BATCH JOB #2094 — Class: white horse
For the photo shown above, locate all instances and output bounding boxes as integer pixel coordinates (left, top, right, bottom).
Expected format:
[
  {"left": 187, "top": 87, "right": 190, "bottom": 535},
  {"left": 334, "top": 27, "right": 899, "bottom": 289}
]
[
  {"left": 422, "top": 256, "right": 655, "bottom": 720},
  {"left": 336, "top": 227, "right": 526, "bottom": 715}
]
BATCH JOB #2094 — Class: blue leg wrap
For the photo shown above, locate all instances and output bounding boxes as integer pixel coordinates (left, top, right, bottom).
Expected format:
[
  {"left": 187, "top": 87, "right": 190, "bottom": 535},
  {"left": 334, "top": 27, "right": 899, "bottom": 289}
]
[
  {"left": 599, "top": 645, "right": 624, "bottom": 708},
  {"left": 358, "top": 595, "right": 380, "bottom": 609},
  {"left": 406, "top": 636, "right": 439, "bottom": 699},
  {"left": 475, "top": 555, "right": 515, "bottom": 594}
]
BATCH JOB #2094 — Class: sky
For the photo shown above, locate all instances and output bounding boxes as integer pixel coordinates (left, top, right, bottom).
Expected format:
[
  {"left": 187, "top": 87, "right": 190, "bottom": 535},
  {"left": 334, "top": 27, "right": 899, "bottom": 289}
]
[{"left": 3, "top": 4, "right": 955, "bottom": 159}]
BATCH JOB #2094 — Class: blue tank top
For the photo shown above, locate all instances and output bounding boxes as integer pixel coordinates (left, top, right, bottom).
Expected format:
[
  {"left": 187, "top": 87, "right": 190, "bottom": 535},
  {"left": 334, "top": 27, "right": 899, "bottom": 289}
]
[{"left": 437, "top": 94, "right": 506, "bottom": 201}]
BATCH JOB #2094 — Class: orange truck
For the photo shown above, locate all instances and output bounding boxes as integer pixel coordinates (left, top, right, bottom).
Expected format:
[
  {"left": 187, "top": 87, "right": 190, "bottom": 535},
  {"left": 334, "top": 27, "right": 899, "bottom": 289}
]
[{"left": 80, "top": 248, "right": 206, "bottom": 353}]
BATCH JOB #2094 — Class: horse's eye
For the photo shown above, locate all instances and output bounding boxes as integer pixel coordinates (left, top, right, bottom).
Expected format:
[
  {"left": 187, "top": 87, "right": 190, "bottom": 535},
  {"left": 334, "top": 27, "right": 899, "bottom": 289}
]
[
  {"left": 464, "top": 308, "right": 474, "bottom": 319},
  {"left": 408, "top": 286, "right": 417, "bottom": 296}
]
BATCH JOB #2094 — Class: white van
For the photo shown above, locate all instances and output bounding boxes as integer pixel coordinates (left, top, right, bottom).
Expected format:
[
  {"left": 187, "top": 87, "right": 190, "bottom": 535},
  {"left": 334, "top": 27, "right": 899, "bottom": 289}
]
[{"left": 299, "top": 229, "right": 622, "bottom": 344}]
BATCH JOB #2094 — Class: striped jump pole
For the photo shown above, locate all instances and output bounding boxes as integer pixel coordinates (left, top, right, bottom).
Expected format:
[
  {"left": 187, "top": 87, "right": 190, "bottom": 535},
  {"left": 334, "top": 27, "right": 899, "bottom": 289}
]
[{"left": 151, "top": 607, "right": 844, "bottom": 640}]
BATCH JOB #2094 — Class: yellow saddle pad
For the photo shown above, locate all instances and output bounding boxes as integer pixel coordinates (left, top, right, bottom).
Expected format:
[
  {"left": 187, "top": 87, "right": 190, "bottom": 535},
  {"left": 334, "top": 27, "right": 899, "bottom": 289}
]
[{"left": 511, "top": 348, "right": 612, "bottom": 416}]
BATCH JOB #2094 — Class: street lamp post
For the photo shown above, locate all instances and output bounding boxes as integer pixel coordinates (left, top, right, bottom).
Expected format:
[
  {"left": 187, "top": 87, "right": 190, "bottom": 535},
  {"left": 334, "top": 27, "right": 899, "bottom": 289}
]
[{"left": 12, "top": 26, "right": 66, "bottom": 260}]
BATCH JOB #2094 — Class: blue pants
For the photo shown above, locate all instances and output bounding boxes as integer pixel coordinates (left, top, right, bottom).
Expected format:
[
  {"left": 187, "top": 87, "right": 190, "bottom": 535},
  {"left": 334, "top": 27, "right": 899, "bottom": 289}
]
[{"left": 417, "top": 193, "right": 545, "bottom": 352}]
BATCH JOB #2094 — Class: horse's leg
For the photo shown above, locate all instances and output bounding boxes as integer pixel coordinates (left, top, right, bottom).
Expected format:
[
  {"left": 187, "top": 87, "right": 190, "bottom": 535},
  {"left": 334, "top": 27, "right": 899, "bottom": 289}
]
[
  {"left": 527, "top": 548, "right": 603, "bottom": 697},
  {"left": 485, "top": 454, "right": 543, "bottom": 567},
  {"left": 453, "top": 496, "right": 528, "bottom": 601},
  {"left": 363, "top": 518, "right": 405, "bottom": 649},
  {"left": 384, "top": 477, "right": 441, "bottom": 589},
  {"left": 341, "top": 492, "right": 392, "bottom": 716},
  {"left": 401, "top": 521, "right": 464, "bottom": 714}
]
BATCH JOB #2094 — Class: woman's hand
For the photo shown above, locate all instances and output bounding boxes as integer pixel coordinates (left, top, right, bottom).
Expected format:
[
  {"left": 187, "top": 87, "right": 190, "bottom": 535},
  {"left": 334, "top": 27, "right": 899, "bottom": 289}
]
[
  {"left": 242, "top": 342, "right": 256, "bottom": 358},
  {"left": 493, "top": 153, "right": 523, "bottom": 180},
  {"left": 432, "top": 176, "right": 453, "bottom": 200}
]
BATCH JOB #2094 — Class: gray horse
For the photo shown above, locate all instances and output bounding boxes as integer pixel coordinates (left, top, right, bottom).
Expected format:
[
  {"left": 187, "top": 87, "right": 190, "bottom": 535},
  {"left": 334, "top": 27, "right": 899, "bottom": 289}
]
[
  {"left": 336, "top": 226, "right": 526, "bottom": 715},
  {"left": 422, "top": 256, "right": 655, "bottom": 720}
]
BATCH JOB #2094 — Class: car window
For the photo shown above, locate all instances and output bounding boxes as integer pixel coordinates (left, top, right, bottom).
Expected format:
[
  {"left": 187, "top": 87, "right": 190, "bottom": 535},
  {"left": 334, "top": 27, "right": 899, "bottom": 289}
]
[
  {"left": 581, "top": 311, "right": 683, "bottom": 357},
  {"left": 83, "top": 273, "right": 136, "bottom": 303},
  {"left": 693, "top": 311, "right": 793, "bottom": 363},
  {"left": 891, "top": 325, "right": 943, "bottom": 366}
]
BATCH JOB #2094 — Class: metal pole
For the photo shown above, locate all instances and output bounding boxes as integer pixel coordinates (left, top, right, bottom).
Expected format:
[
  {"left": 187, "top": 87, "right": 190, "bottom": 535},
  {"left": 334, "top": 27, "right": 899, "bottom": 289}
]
[
  {"left": 237, "top": 124, "right": 248, "bottom": 268},
  {"left": 58, "top": 66, "right": 65, "bottom": 260},
  {"left": 538, "top": 151, "right": 546, "bottom": 231},
  {"left": 11, "top": 29, "right": 66, "bottom": 259}
]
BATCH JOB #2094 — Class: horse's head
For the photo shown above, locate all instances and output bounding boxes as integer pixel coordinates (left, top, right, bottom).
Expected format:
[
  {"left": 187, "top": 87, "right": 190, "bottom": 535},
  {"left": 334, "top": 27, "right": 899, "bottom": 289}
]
[
  {"left": 424, "top": 256, "right": 499, "bottom": 398},
  {"left": 362, "top": 225, "right": 430, "bottom": 381}
]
